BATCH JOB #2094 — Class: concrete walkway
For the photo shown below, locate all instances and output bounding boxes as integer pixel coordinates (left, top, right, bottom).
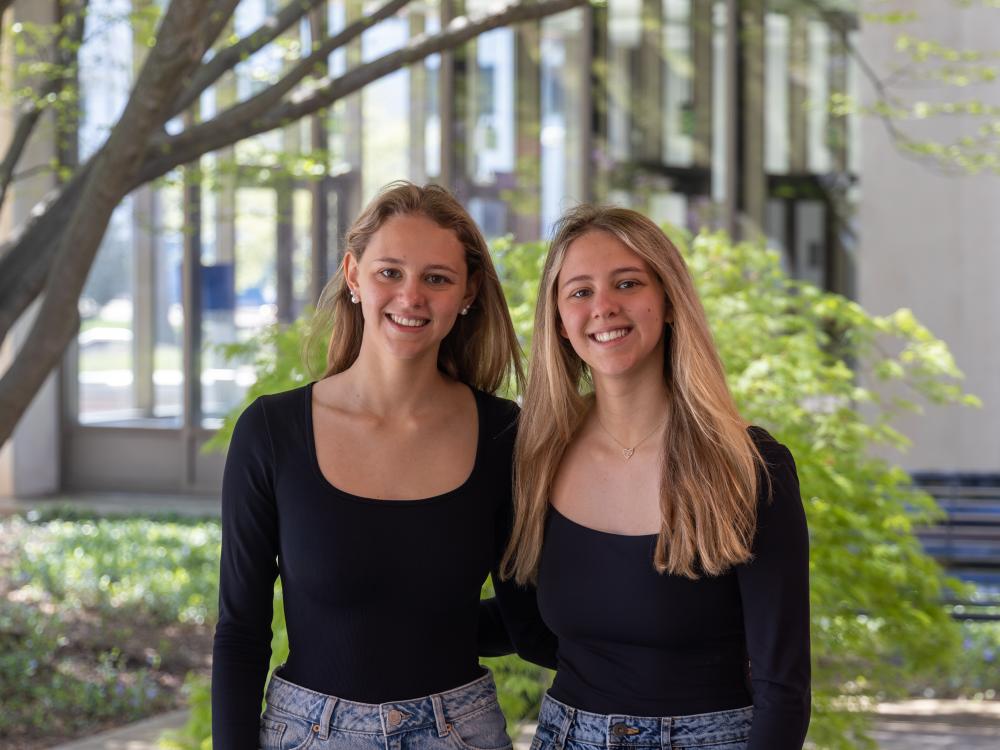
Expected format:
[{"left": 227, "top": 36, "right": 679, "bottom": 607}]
[
  {"left": 46, "top": 701, "right": 1000, "bottom": 750},
  {"left": 47, "top": 710, "right": 188, "bottom": 750}
]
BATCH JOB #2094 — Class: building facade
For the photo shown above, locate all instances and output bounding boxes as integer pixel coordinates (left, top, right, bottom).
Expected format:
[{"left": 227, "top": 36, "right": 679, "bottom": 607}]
[{"left": 2, "top": 0, "right": 864, "bottom": 495}]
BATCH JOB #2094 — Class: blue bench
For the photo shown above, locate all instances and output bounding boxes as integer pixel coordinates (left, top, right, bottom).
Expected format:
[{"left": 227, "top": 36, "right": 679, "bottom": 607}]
[{"left": 912, "top": 473, "right": 1000, "bottom": 621}]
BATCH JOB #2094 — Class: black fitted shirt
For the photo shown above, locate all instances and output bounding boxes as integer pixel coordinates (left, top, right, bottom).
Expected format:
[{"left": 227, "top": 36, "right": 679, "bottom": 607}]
[
  {"left": 211, "top": 383, "right": 553, "bottom": 750},
  {"left": 536, "top": 428, "right": 810, "bottom": 750}
]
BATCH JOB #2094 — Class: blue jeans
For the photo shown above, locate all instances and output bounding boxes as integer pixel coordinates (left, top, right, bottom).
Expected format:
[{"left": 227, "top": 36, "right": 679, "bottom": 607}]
[
  {"left": 530, "top": 693, "right": 752, "bottom": 750},
  {"left": 259, "top": 670, "right": 512, "bottom": 750}
]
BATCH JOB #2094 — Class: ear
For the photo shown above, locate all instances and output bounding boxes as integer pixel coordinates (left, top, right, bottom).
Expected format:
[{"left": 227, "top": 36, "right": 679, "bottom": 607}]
[
  {"left": 558, "top": 316, "right": 568, "bottom": 339},
  {"left": 463, "top": 269, "right": 482, "bottom": 310},
  {"left": 344, "top": 252, "right": 360, "bottom": 292}
]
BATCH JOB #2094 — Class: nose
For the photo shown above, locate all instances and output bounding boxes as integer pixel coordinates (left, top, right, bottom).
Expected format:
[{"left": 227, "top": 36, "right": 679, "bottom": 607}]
[
  {"left": 591, "top": 287, "right": 620, "bottom": 319},
  {"left": 397, "top": 276, "right": 426, "bottom": 309}
]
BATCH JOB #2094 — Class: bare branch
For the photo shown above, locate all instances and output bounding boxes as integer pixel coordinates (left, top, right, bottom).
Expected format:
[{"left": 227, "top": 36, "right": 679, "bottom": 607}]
[
  {"left": 798, "top": 0, "right": 976, "bottom": 177},
  {"left": 170, "top": 0, "right": 412, "bottom": 133},
  {"left": 171, "top": 0, "right": 328, "bottom": 116},
  {"left": 143, "top": 0, "right": 588, "bottom": 179},
  {"left": 0, "top": 105, "right": 47, "bottom": 208},
  {"left": 0, "top": 160, "right": 93, "bottom": 355}
]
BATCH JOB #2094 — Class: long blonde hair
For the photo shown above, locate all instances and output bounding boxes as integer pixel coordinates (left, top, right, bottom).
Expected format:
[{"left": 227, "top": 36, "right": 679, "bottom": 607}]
[
  {"left": 309, "top": 181, "right": 523, "bottom": 394},
  {"left": 502, "top": 205, "right": 764, "bottom": 582}
]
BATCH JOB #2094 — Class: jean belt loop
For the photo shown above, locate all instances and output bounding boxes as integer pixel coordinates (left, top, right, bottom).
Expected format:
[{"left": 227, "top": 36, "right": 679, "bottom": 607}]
[
  {"left": 317, "top": 696, "right": 337, "bottom": 740},
  {"left": 432, "top": 693, "right": 450, "bottom": 737},
  {"left": 660, "top": 716, "right": 671, "bottom": 750},
  {"left": 556, "top": 706, "right": 575, "bottom": 750}
]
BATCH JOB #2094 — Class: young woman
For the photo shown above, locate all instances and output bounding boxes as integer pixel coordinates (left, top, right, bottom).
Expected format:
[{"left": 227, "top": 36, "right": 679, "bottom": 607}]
[
  {"left": 212, "top": 182, "right": 550, "bottom": 749},
  {"left": 502, "top": 205, "right": 811, "bottom": 750}
]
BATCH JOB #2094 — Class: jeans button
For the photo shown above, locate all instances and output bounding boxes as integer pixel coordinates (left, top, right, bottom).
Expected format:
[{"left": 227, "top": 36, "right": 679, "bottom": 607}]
[
  {"left": 388, "top": 709, "right": 403, "bottom": 727},
  {"left": 611, "top": 724, "right": 627, "bottom": 737}
]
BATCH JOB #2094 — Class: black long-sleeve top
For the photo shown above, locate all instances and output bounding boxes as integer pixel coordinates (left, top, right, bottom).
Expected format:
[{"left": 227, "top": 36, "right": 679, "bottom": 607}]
[
  {"left": 534, "top": 428, "right": 810, "bottom": 749},
  {"left": 211, "top": 383, "right": 554, "bottom": 750},
  {"left": 482, "top": 429, "right": 810, "bottom": 746}
]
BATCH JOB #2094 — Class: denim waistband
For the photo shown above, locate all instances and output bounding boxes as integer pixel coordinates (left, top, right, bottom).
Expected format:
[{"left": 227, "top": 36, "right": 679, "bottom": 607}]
[
  {"left": 536, "top": 692, "right": 753, "bottom": 749},
  {"left": 264, "top": 668, "right": 499, "bottom": 738}
]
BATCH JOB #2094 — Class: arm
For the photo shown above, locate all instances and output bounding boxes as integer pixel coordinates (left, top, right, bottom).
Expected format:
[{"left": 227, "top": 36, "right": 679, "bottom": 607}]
[
  {"left": 211, "top": 398, "right": 280, "bottom": 749},
  {"left": 737, "top": 433, "right": 811, "bottom": 750},
  {"left": 480, "top": 579, "right": 558, "bottom": 669},
  {"left": 477, "top": 398, "right": 559, "bottom": 669}
]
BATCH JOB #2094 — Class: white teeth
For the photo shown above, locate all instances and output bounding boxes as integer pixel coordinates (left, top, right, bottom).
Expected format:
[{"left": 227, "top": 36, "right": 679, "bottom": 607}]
[
  {"left": 389, "top": 314, "right": 428, "bottom": 328},
  {"left": 592, "top": 328, "right": 630, "bottom": 343}
]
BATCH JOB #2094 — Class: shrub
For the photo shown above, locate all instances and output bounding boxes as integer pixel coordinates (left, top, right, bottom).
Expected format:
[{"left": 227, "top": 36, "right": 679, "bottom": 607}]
[{"left": 183, "top": 230, "right": 976, "bottom": 750}]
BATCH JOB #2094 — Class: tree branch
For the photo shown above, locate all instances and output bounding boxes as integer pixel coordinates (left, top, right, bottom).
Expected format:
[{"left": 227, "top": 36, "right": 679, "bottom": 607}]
[
  {"left": 171, "top": 0, "right": 328, "bottom": 117},
  {"left": 144, "top": 0, "right": 587, "bottom": 179},
  {"left": 0, "top": 0, "right": 220, "bottom": 445},
  {"left": 169, "top": 0, "right": 412, "bottom": 135}
]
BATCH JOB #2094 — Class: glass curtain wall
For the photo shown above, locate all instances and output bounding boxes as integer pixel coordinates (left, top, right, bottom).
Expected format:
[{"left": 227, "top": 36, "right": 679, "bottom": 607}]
[{"left": 71, "top": 0, "right": 862, "bottom": 441}]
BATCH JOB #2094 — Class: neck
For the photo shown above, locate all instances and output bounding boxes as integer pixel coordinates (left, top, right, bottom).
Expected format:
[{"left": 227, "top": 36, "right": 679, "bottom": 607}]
[
  {"left": 591, "top": 361, "right": 670, "bottom": 446},
  {"left": 341, "top": 340, "right": 451, "bottom": 418}
]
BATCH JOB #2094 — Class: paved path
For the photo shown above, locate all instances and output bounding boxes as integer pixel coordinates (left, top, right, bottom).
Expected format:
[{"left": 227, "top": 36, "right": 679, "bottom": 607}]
[
  {"left": 47, "top": 710, "right": 188, "bottom": 750},
  {"left": 869, "top": 699, "right": 1000, "bottom": 750},
  {"left": 47, "top": 701, "right": 1000, "bottom": 750}
]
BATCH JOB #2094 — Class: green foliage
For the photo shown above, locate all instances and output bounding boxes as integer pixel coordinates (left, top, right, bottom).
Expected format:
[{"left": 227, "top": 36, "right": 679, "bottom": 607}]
[
  {"left": 917, "top": 620, "right": 1000, "bottom": 698},
  {"left": 15, "top": 515, "right": 221, "bottom": 625},
  {"left": 683, "top": 230, "right": 972, "bottom": 747},
  {"left": 160, "top": 674, "right": 213, "bottom": 750},
  {"left": 860, "top": 4, "right": 1000, "bottom": 175},
  {"left": 203, "top": 312, "right": 327, "bottom": 453},
  {"left": 188, "top": 231, "right": 976, "bottom": 749},
  {"left": 0, "top": 513, "right": 210, "bottom": 743}
]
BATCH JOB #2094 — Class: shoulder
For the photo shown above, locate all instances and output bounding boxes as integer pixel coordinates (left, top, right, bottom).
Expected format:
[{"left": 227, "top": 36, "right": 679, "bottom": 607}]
[
  {"left": 474, "top": 389, "right": 521, "bottom": 441},
  {"left": 747, "top": 426, "right": 803, "bottom": 517},
  {"left": 231, "top": 383, "right": 311, "bottom": 449},
  {"left": 747, "top": 425, "right": 796, "bottom": 472}
]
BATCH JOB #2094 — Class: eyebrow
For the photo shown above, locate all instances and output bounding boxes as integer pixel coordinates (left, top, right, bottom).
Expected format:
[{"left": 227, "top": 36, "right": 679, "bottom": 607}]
[
  {"left": 559, "top": 266, "right": 648, "bottom": 290},
  {"left": 372, "top": 257, "right": 460, "bottom": 274}
]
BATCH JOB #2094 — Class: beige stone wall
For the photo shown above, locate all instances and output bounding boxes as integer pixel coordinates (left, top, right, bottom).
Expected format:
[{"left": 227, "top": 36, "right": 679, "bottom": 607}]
[{"left": 858, "top": 1, "right": 1000, "bottom": 472}]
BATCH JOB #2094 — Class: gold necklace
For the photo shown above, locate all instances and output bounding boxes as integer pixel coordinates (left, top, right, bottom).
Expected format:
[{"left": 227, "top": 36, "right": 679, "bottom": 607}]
[{"left": 594, "top": 413, "right": 668, "bottom": 461}]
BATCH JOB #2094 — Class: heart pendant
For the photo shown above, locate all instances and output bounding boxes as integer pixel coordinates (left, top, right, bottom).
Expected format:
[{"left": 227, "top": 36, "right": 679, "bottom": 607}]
[{"left": 622, "top": 448, "right": 635, "bottom": 460}]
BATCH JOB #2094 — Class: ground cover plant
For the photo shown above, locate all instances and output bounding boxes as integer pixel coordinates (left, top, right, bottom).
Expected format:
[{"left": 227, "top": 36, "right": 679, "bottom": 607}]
[{"left": 0, "top": 510, "right": 219, "bottom": 749}]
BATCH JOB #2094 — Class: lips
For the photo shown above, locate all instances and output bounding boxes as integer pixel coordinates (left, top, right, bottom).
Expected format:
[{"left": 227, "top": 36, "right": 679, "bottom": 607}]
[{"left": 588, "top": 327, "right": 632, "bottom": 343}]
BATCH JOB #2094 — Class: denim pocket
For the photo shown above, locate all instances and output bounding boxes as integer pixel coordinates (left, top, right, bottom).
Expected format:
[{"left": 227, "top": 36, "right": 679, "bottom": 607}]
[
  {"left": 447, "top": 702, "right": 513, "bottom": 750},
  {"left": 259, "top": 715, "right": 286, "bottom": 750},
  {"left": 259, "top": 707, "right": 317, "bottom": 750}
]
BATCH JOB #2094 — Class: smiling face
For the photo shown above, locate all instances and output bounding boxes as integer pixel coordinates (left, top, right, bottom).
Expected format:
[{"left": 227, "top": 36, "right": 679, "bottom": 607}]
[
  {"left": 555, "top": 229, "right": 671, "bottom": 382},
  {"left": 345, "top": 213, "right": 477, "bottom": 364}
]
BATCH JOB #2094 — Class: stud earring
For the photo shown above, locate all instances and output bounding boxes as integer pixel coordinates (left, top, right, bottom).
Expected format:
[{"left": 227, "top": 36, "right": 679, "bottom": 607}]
[
  {"left": 349, "top": 289, "right": 359, "bottom": 304},
  {"left": 460, "top": 306, "right": 470, "bottom": 316}
]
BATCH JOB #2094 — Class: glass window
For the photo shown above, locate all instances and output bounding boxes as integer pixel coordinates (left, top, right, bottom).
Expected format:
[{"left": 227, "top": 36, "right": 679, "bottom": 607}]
[
  {"left": 362, "top": 15, "right": 410, "bottom": 199},
  {"left": 764, "top": 12, "right": 790, "bottom": 174},
  {"left": 606, "top": 0, "right": 642, "bottom": 164},
  {"left": 847, "top": 29, "right": 861, "bottom": 176},
  {"left": 807, "top": 20, "right": 831, "bottom": 173},
  {"left": 540, "top": 8, "right": 587, "bottom": 234},
  {"left": 711, "top": 0, "right": 727, "bottom": 203},
  {"left": 662, "top": 0, "right": 694, "bottom": 166},
  {"left": 77, "top": 0, "right": 135, "bottom": 424}
]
